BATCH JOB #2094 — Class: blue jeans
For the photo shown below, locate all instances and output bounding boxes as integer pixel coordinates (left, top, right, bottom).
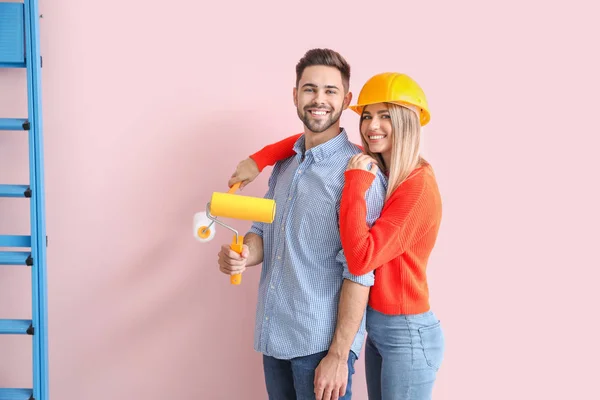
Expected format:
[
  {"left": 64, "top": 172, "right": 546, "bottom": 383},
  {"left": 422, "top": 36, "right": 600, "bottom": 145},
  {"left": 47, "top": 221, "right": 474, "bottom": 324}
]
[
  {"left": 365, "top": 307, "right": 445, "bottom": 400},
  {"left": 263, "top": 350, "right": 358, "bottom": 400}
]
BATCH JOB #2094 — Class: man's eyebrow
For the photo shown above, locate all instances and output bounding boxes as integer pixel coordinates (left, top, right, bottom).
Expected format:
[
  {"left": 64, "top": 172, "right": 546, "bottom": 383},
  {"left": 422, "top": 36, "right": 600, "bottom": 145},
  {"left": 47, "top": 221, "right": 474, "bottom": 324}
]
[{"left": 300, "top": 83, "right": 341, "bottom": 90}]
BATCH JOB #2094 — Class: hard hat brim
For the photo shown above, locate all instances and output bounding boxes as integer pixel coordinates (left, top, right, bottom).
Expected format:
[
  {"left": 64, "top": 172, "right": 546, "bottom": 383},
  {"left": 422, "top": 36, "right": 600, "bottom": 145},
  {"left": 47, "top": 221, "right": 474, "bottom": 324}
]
[{"left": 348, "top": 101, "right": 430, "bottom": 126}]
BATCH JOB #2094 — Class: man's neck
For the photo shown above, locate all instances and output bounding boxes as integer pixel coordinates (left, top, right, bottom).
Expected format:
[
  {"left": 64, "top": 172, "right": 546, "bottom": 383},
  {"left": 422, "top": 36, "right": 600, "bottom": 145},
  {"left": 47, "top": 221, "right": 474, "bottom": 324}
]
[{"left": 304, "top": 125, "right": 341, "bottom": 151}]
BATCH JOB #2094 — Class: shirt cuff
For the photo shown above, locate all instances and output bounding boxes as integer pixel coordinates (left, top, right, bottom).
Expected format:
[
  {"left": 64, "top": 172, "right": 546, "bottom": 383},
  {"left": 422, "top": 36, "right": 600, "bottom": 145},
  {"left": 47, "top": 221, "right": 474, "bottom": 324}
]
[
  {"left": 247, "top": 224, "right": 264, "bottom": 238},
  {"left": 337, "top": 249, "right": 374, "bottom": 287},
  {"left": 343, "top": 268, "right": 375, "bottom": 287}
]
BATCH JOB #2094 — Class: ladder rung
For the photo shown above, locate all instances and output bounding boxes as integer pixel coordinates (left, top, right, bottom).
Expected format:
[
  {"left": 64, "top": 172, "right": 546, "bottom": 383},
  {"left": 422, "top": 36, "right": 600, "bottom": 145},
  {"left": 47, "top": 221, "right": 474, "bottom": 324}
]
[
  {"left": 0, "top": 119, "right": 29, "bottom": 131},
  {"left": 0, "top": 251, "right": 31, "bottom": 266},
  {"left": 0, "top": 319, "right": 32, "bottom": 335},
  {"left": 0, "top": 235, "right": 31, "bottom": 248},
  {"left": 0, "top": 388, "right": 33, "bottom": 400},
  {"left": 0, "top": 185, "right": 31, "bottom": 198},
  {"left": 0, "top": 2, "right": 26, "bottom": 69}
]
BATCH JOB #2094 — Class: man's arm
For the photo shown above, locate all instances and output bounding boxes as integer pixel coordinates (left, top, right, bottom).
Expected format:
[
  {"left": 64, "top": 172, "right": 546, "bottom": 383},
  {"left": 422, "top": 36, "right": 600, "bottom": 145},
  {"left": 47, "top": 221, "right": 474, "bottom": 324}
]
[
  {"left": 314, "top": 279, "right": 369, "bottom": 400},
  {"left": 243, "top": 232, "right": 264, "bottom": 267},
  {"left": 329, "top": 280, "right": 370, "bottom": 359},
  {"left": 314, "top": 167, "right": 387, "bottom": 400},
  {"left": 219, "top": 162, "right": 280, "bottom": 278}
]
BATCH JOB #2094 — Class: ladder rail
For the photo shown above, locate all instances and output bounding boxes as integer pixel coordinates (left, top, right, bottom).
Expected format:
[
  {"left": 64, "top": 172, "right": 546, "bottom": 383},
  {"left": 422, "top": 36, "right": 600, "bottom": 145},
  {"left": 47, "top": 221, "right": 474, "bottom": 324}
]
[{"left": 23, "top": 1, "right": 49, "bottom": 399}]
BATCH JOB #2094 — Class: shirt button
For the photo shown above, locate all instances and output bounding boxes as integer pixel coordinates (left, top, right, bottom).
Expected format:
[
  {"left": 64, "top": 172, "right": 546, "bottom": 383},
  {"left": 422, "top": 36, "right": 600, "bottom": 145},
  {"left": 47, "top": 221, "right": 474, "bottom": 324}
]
[
  {"left": 271, "top": 285, "right": 275, "bottom": 289},
  {"left": 281, "top": 226, "right": 284, "bottom": 231},
  {"left": 288, "top": 197, "right": 292, "bottom": 200},
  {"left": 265, "top": 316, "right": 269, "bottom": 320},
  {"left": 298, "top": 171, "right": 302, "bottom": 174},
  {"left": 277, "top": 256, "right": 281, "bottom": 260}
]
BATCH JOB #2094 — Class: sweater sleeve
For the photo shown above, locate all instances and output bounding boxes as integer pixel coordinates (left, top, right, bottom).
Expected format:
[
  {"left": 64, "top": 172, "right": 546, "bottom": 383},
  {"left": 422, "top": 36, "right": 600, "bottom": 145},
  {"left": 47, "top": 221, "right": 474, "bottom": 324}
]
[
  {"left": 249, "top": 134, "right": 302, "bottom": 172},
  {"left": 339, "top": 169, "right": 439, "bottom": 276}
]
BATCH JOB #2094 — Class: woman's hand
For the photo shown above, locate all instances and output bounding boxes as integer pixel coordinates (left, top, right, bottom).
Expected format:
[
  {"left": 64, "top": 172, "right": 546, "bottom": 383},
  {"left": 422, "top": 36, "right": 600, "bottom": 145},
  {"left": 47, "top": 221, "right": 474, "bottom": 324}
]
[
  {"left": 346, "top": 154, "right": 379, "bottom": 176},
  {"left": 228, "top": 158, "right": 260, "bottom": 190}
]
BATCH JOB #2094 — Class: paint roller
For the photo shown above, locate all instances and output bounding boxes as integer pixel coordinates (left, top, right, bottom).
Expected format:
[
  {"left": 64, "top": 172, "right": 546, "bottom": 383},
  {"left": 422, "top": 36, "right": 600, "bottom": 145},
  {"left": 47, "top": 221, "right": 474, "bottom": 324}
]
[{"left": 193, "top": 182, "right": 276, "bottom": 285}]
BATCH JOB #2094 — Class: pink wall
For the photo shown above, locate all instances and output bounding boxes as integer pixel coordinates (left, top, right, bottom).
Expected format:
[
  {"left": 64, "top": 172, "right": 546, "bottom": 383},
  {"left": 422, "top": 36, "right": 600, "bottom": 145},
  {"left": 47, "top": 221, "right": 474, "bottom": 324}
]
[{"left": 2, "top": 0, "right": 600, "bottom": 399}]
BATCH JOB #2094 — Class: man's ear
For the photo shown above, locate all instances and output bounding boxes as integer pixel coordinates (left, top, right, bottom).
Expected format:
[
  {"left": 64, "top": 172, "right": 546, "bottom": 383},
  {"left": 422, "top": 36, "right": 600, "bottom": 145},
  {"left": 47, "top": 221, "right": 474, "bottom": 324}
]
[
  {"left": 293, "top": 87, "right": 298, "bottom": 107},
  {"left": 343, "top": 91, "right": 353, "bottom": 109}
]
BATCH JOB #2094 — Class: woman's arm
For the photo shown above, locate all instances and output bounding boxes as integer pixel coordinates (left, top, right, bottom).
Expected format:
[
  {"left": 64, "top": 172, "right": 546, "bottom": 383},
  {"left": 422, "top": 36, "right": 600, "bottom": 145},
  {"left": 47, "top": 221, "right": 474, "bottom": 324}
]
[
  {"left": 250, "top": 133, "right": 302, "bottom": 171},
  {"left": 340, "top": 168, "right": 440, "bottom": 276},
  {"left": 228, "top": 134, "right": 301, "bottom": 189},
  {"left": 228, "top": 134, "right": 364, "bottom": 189}
]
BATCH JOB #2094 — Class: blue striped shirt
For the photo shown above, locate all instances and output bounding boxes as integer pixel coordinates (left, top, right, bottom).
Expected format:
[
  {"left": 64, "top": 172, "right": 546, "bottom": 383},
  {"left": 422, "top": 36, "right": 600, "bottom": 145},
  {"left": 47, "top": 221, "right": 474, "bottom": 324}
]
[{"left": 248, "top": 129, "right": 387, "bottom": 360}]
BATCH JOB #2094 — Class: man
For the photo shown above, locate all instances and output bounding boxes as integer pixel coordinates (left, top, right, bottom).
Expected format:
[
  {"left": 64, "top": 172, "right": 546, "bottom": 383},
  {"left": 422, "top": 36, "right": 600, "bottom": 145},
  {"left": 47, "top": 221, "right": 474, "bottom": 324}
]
[{"left": 217, "top": 48, "right": 387, "bottom": 400}]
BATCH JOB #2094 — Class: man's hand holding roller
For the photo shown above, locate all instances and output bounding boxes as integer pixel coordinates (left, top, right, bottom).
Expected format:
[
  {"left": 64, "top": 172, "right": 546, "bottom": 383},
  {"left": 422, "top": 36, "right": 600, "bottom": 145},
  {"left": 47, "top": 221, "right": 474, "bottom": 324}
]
[
  {"left": 218, "top": 244, "right": 249, "bottom": 276},
  {"left": 218, "top": 233, "right": 264, "bottom": 276}
]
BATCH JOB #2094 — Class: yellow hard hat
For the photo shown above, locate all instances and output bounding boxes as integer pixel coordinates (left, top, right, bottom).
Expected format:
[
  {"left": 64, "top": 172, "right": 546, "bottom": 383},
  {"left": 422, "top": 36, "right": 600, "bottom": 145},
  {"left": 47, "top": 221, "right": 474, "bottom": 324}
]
[{"left": 349, "top": 72, "right": 430, "bottom": 126}]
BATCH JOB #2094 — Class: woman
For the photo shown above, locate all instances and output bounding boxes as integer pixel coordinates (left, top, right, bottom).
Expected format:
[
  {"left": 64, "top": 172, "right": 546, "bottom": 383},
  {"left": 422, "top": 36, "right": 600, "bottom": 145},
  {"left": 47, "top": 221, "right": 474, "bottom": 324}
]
[{"left": 230, "top": 72, "right": 445, "bottom": 400}]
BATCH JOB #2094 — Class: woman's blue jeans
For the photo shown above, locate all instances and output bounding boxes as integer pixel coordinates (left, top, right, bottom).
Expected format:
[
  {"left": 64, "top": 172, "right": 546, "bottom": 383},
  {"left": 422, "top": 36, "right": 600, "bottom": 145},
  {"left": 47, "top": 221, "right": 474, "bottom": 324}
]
[{"left": 365, "top": 306, "right": 445, "bottom": 400}]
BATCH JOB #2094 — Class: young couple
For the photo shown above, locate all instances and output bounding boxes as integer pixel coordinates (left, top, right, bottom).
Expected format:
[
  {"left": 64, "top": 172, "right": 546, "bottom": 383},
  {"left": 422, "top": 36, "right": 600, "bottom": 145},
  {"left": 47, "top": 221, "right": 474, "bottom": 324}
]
[{"left": 216, "top": 48, "right": 444, "bottom": 400}]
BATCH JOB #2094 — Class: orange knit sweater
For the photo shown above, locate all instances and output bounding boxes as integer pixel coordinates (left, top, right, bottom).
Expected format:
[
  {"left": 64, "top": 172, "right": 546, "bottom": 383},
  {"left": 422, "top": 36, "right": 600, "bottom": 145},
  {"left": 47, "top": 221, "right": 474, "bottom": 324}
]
[{"left": 250, "top": 134, "right": 442, "bottom": 315}]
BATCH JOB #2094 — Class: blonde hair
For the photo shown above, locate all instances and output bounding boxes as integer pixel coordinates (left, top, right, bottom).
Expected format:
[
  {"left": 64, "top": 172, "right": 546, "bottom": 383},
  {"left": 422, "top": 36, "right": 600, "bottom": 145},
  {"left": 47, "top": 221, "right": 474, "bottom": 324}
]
[{"left": 360, "top": 103, "right": 425, "bottom": 200}]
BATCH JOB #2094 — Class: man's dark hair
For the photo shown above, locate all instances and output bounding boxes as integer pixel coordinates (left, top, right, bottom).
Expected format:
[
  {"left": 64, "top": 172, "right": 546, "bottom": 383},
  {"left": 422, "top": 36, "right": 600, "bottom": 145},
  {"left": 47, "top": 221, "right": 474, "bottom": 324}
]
[{"left": 295, "top": 48, "right": 351, "bottom": 92}]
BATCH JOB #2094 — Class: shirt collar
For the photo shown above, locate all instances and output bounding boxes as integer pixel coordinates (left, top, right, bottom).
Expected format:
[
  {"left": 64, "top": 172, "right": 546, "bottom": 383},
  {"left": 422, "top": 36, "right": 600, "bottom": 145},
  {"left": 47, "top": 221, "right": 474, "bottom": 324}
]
[{"left": 293, "top": 128, "right": 349, "bottom": 163}]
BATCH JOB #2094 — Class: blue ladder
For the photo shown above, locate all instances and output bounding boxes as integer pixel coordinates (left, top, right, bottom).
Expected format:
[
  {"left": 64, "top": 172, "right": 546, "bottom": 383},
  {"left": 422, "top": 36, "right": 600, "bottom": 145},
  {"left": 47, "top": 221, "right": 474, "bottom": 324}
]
[{"left": 0, "top": 1, "right": 49, "bottom": 400}]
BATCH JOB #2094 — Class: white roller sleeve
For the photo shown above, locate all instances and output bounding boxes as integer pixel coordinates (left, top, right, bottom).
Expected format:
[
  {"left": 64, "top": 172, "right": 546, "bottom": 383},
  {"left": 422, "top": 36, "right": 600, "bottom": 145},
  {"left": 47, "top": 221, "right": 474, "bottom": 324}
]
[{"left": 193, "top": 212, "right": 216, "bottom": 242}]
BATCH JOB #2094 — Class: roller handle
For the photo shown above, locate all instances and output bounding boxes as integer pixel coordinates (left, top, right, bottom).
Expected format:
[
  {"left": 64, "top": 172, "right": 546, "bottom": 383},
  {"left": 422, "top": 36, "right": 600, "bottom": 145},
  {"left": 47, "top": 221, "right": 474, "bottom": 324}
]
[
  {"left": 228, "top": 182, "right": 241, "bottom": 194},
  {"left": 227, "top": 182, "right": 243, "bottom": 284},
  {"left": 230, "top": 234, "right": 244, "bottom": 285}
]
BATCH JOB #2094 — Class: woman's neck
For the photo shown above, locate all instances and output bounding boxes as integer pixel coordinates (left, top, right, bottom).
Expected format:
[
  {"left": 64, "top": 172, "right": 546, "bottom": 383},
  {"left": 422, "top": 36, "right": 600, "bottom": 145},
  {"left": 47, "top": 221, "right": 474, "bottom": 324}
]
[{"left": 381, "top": 151, "right": 391, "bottom": 172}]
